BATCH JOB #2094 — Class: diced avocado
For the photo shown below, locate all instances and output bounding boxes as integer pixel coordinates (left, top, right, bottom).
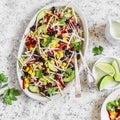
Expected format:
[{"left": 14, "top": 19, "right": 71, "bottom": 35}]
[
  {"left": 48, "top": 62, "right": 58, "bottom": 72},
  {"left": 28, "top": 85, "right": 39, "bottom": 93},
  {"left": 63, "top": 70, "right": 75, "bottom": 82},
  {"left": 36, "top": 9, "right": 48, "bottom": 23},
  {"left": 112, "top": 60, "right": 120, "bottom": 81},
  {"left": 37, "top": 24, "right": 47, "bottom": 34},
  {"left": 40, "top": 36, "right": 52, "bottom": 47}
]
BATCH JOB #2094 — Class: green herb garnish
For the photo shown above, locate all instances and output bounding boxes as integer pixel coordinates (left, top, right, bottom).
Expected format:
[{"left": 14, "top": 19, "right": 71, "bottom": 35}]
[
  {"left": 47, "top": 88, "right": 56, "bottom": 97},
  {"left": 3, "top": 88, "right": 20, "bottom": 105},
  {"left": 0, "top": 73, "right": 20, "bottom": 105},
  {"left": 92, "top": 46, "right": 103, "bottom": 56},
  {"left": 36, "top": 70, "right": 43, "bottom": 78},
  {"left": 72, "top": 42, "right": 82, "bottom": 52}
]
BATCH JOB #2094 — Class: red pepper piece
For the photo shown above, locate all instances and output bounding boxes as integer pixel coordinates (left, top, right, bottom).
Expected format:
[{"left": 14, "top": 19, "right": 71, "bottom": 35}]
[
  {"left": 45, "top": 14, "right": 50, "bottom": 24},
  {"left": 22, "top": 80, "right": 25, "bottom": 89},
  {"left": 55, "top": 74, "right": 65, "bottom": 88},
  {"left": 47, "top": 51, "right": 53, "bottom": 56},
  {"left": 58, "top": 43, "right": 67, "bottom": 49},
  {"left": 56, "top": 13, "right": 61, "bottom": 19}
]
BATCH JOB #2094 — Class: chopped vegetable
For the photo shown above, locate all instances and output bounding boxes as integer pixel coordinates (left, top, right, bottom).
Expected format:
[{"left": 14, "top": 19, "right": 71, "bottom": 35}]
[
  {"left": 72, "top": 42, "right": 82, "bottom": 52},
  {"left": 36, "top": 70, "right": 43, "bottom": 78},
  {"left": 92, "top": 46, "right": 103, "bottom": 56},
  {"left": 47, "top": 88, "right": 57, "bottom": 96}
]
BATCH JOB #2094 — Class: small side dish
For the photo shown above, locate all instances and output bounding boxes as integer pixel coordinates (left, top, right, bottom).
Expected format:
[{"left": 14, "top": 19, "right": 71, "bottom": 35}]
[
  {"left": 18, "top": 4, "right": 86, "bottom": 98},
  {"left": 92, "top": 56, "right": 120, "bottom": 91},
  {"left": 106, "top": 96, "right": 120, "bottom": 120}
]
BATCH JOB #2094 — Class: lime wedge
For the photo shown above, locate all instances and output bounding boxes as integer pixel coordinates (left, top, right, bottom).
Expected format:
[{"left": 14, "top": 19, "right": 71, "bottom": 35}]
[
  {"left": 96, "top": 62, "right": 115, "bottom": 76},
  {"left": 112, "top": 60, "right": 120, "bottom": 81},
  {"left": 97, "top": 75, "right": 114, "bottom": 91}
]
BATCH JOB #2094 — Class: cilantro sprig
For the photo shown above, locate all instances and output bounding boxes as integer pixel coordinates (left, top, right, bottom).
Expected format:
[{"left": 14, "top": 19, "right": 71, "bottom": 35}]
[
  {"left": 0, "top": 73, "right": 20, "bottom": 105},
  {"left": 92, "top": 46, "right": 103, "bottom": 56}
]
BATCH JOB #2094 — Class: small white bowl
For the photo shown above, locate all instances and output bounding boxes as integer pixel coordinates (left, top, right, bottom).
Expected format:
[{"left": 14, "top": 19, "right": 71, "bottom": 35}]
[{"left": 92, "top": 56, "right": 120, "bottom": 90}]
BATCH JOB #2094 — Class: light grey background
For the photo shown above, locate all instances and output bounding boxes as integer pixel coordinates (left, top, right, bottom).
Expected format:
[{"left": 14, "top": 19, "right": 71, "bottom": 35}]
[{"left": 0, "top": 0, "right": 120, "bottom": 120}]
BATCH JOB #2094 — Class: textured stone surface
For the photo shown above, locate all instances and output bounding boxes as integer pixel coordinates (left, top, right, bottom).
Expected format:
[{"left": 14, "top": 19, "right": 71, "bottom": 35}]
[{"left": 0, "top": 0, "right": 120, "bottom": 120}]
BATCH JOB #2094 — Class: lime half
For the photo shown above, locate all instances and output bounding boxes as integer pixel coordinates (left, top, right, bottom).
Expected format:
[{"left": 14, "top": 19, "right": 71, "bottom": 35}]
[
  {"left": 96, "top": 62, "right": 115, "bottom": 77},
  {"left": 97, "top": 75, "right": 114, "bottom": 91}
]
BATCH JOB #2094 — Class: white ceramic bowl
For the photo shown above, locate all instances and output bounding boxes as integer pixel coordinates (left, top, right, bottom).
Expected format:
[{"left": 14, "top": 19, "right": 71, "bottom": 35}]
[
  {"left": 17, "top": 2, "right": 89, "bottom": 101},
  {"left": 101, "top": 89, "right": 120, "bottom": 120},
  {"left": 92, "top": 56, "right": 120, "bottom": 90}
]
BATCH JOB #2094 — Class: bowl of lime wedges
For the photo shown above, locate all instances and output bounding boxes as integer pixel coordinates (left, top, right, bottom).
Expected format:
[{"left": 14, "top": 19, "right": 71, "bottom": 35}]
[{"left": 92, "top": 56, "right": 120, "bottom": 91}]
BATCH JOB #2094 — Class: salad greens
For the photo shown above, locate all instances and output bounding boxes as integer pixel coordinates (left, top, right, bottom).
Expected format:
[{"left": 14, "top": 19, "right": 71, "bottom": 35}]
[
  {"left": 92, "top": 46, "right": 103, "bottom": 56},
  {"left": 19, "top": 6, "right": 84, "bottom": 97}
]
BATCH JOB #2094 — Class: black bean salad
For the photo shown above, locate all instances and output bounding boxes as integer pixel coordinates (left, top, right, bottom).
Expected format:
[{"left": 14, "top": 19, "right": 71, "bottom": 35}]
[{"left": 18, "top": 6, "right": 84, "bottom": 97}]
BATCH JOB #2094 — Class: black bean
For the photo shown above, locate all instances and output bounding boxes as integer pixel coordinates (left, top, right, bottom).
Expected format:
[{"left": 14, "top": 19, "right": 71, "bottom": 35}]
[
  {"left": 63, "top": 46, "right": 67, "bottom": 50},
  {"left": 25, "top": 42, "right": 30, "bottom": 46},
  {"left": 65, "top": 19, "right": 69, "bottom": 24},
  {"left": 44, "top": 91, "right": 49, "bottom": 96},
  {"left": 71, "top": 67, "right": 75, "bottom": 70},
  {"left": 39, "top": 87, "right": 45, "bottom": 92},
  {"left": 30, "top": 25, "right": 36, "bottom": 31},
  {"left": 51, "top": 6, "right": 57, "bottom": 14},
  {"left": 68, "top": 28, "right": 72, "bottom": 33},
  {"left": 24, "top": 72, "right": 28, "bottom": 77},
  {"left": 21, "top": 76, "right": 24, "bottom": 80},
  {"left": 77, "top": 54, "right": 81, "bottom": 59},
  {"left": 23, "top": 66, "right": 26, "bottom": 70},
  {"left": 47, "top": 83, "right": 52, "bottom": 87}
]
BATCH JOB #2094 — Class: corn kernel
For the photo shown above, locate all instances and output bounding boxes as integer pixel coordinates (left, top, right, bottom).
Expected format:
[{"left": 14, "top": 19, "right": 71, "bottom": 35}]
[
  {"left": 25, "top": 83, "right": 29, "bottom": 88},
  {"left": 56, "top": 54, "right": 60, "bottom": 59},
  {"left": 50, "top": 60, "right": 55, "bottom": 64},
  {"left": 62, "top": 62, "right": 67, "bottom": 67},
  {"left": 110, "top": 112, "right": 115, "bottom": 119},
  {"left": 35, "top": 34, "right": 38, "bottom": 39},
  {"left": 25, "top": 67, "right": 29, "bottom": 72},
  {"left": 31, "top": 72, "right": 35, "bottom": 76},
  {"left": 43, "top": 81, "right": 47, "bottom": 86},
  {"left": 47, "top": 68, "right": 50, "bottom": 72},
  {"left": 56, "top": 44, "right": 60, "bottom": 47},
  {"left": 63, "top": 36, "right": 67, "bottom": 40},
  {"left": 28, "top": 70, "right": 33, "bottom": 74},
  {"left": 25, "top": 78, "right": 29, "bottom": 84},
  {"left": 45, "top": 63, "right": 48, "bottom": 67},
  {"left": 39, "top": 62, "right": 43, "bottom": 66},
  {"left": 30, "top": 47, "right": 33, "bottom": 51},
  {"left": 118, "top": 106, "right": 120, "bottom": 110},
  {"left": 61, "top": 66, "right": 65, "bottom": 69},
  {"left": 30, "top": 31, "right": 34, "bottom": 35},
  {"left": 44, "top": 57, "right": 47, "bottom": 60}
]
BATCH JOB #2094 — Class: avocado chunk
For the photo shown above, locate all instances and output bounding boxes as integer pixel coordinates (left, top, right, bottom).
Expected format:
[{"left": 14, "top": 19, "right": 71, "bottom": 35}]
[
  {"left": 112, "top": 60, "right": 120, "bottom": 81},
  {"left": 63, "top": 68, "right": 75, "bottom": 82},
  {"left": 36, "top": 9, "right": 48, "bottom": 24},
  {"left": 28, "top": 85, "right": 39, "bottom": 93},
  {"left": 48, "top": 62, "right": 58, "bottom": 72},
  {"left": 38, "top": 24, "right": 47, "bottom": 34}
]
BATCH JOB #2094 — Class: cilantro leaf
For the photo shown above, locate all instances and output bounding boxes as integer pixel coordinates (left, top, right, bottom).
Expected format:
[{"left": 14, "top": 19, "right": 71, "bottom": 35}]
[
  {"left": 3, "top": 88, "right": 20, "bottom": 105},
  {"left": 41, "top": 37, "right": 52, "bottom": 47},
  {"left": 92, "top": 46, "right": 103, "bottom": 56},
  {"left": 64, "top": 68, "right": 73, "bottom": 77},
  {"left": 72, "top": 42, "right": 82, "bottom": 52},
  {"left": 47, "top": 88, "right": 56, "bottom": 97},
  {"left": 0, "top": 73, "right": 8, "bottom": 83},
  {"left": 36, "top": 70, "right": 43, "bottom": 79}
]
